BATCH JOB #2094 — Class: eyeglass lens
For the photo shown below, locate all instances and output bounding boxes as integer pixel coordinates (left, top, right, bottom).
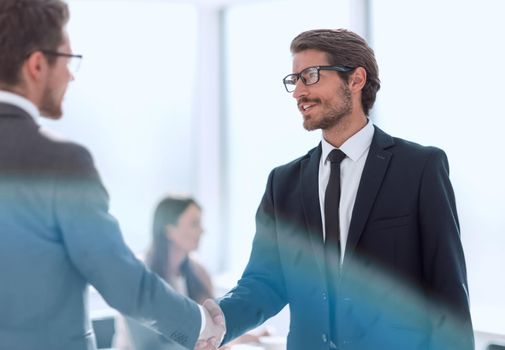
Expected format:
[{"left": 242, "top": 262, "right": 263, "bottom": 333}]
[
  {"left": 283, "top": 67, "right": 320, "bottom": 92},
  {"left": 67, "top": 56, "right": 81, "bottom": 75}
]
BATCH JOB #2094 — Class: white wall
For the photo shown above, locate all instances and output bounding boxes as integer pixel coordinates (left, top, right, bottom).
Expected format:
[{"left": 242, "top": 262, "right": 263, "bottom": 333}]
[
  {"left": 42, "top": 1, "right": 198, "bottom": 252},
  {"left": 370, "top": 0, "right": 505, "bottom": 334},
  {"left": 223, "top": 0, "right": 353, "bottom": 276}
]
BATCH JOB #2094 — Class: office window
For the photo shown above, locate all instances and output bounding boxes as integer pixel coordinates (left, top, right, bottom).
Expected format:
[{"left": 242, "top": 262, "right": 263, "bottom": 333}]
[
  {"left": 223, "top": 0, "right": 352, "bottom": 274},
  {"left": 42, "top": 1, "right": 198, "bottom": 252},
  {"left": 370, "top": 0, "right": 505, "bottom": 333}
]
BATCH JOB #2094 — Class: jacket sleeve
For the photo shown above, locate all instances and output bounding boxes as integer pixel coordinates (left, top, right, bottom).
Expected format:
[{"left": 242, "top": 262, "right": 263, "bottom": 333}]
[
  {"left": 418, "top": 148, "right": 474, "bottom": 349},
  {"left": 53, "top": 145, "right": 201, "bottom": 350},
  {"left": 218, "top": 169, "right": 288, "bottom": 344}
]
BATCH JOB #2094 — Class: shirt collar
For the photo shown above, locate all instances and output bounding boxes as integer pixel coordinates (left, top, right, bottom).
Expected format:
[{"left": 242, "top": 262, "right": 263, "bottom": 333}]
[
  {"left": 0, "top": 90, "right": 40, "bottom": 120},
  {"left": 321, "top": 120, "right": 374, "bottom": 163}
]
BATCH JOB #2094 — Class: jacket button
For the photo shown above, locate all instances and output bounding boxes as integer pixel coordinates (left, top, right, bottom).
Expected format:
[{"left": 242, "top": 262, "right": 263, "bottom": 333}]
[
  {"left": 322, "top": 292, "right": 327, "bottom": 300},
  {"left": 322, "top": 333, "right": 328, "bottom": 343}
]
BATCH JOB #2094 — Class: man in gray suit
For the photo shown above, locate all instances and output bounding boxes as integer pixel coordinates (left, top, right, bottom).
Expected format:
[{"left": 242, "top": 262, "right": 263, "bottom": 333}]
[{"left": 0, "top": 1, "right": 224, "bottom": 349}]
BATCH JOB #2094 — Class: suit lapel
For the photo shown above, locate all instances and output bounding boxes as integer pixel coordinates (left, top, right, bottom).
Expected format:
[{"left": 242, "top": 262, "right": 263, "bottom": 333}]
[
  {"left": 345, "top": 126, "right": 394, "bottom": 260},
  {"left": 300, "top": 144, "right": 327, "bottom": 278}
]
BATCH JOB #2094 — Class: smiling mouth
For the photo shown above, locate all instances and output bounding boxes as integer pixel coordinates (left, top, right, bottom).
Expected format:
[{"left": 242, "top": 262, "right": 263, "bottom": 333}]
[
  {"left": 299, "top": 102, "right": 317, "bottom": 113},
  {"left": 297, "top": 97, "right": 321, "bottom": 112}
]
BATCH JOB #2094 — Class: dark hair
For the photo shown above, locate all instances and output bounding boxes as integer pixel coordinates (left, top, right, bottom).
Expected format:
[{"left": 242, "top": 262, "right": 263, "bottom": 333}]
[
  {"left": 290, "top": 29, "right": 381, "bottom": 116},
  {"left": 0, "top": 0, "right": 69, "bottom": 85},
  {"left": 145, "top": 195, "right": 212, "bottom": 302}
]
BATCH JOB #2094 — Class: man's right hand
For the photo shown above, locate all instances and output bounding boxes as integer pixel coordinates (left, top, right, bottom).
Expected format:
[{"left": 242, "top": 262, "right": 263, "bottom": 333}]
[{"left": 195, "top": 299, "right": 226, "bottom": 350}]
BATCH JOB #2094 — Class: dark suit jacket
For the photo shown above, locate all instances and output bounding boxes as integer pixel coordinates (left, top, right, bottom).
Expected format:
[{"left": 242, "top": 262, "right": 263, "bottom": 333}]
[
  {"left": 219, "top": 126, "right": 474, "bottom": 350},
  {"left": 0, "top": 103, "right": 200, "bottom": 350}
]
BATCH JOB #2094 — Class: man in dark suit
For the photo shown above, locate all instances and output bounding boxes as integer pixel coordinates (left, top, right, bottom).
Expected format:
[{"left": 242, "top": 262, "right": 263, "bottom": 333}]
[
  {"left": 0, "top": 1, "right": 223, "bottom": 349},
  {"left": 217, "top": 29, "right": 474, "bottom": 350}
]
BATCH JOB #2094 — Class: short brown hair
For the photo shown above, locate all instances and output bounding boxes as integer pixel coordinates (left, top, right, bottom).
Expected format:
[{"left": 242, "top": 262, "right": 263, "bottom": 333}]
[
  {"left": 0, "top": 0, "right": 69, "bottom": 85},
  {"left": 290, "top": 29, "right": 380, "bottom": 115}
]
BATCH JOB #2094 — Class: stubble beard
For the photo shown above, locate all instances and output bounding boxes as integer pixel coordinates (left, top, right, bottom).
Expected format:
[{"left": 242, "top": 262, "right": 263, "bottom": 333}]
[
  {"left": 303, "top": 85, "right": 353, "bottom": 131},
  {"left": 39, "top": 83, "right": 63, "bottom": 119}
]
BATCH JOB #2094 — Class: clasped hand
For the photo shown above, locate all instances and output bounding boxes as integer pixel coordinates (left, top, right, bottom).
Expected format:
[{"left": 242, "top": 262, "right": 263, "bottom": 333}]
[{"left": 195, "top": 299, "right": 226, "bottom": 350}]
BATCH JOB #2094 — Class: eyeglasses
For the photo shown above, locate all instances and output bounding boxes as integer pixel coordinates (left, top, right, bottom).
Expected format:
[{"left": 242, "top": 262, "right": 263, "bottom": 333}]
[
  {"left": 282, "top": 65, "right": 353, "bottom": 93},
  {"left": 41, "top": 50, "right": 83, "bottom": 76}
]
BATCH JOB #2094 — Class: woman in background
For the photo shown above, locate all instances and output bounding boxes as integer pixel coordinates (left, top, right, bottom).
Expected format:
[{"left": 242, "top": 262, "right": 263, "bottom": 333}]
[
  {"left": 146, "top": 196, "right": 212, "bottom": 304},
  {"left": 114, "top": 195, "right": 267, "bottom": 349},
  {"left": 114, "top": 195, "right": 212, "bottom": 350}
]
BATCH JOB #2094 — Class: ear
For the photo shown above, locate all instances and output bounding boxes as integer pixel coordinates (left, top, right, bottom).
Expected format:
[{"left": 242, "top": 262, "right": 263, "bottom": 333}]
[
  {"left": 23, "top": 51, "right": 49, "bottom": 83},
  {"left": 348, "top": 66, "right": 367, "bottom": 93}
]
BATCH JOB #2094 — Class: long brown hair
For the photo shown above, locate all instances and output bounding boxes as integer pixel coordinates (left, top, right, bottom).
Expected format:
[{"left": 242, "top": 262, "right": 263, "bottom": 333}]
[{"left": 145, "top": 195, "right": 212, "bottom": 302}]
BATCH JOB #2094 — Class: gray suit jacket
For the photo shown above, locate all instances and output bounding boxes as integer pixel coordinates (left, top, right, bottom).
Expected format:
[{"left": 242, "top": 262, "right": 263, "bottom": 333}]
[{"left": 0, "top": 103, "right": 201, "bottom": 350}]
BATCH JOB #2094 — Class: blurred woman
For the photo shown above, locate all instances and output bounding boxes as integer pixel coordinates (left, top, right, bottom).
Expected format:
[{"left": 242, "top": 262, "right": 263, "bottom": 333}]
[
  {"left": 114, "top": 195, "right": 268, "bottom": 349},
  {"left": 146, "top": 196, "right": 212, "bottom": 303},
  {"left": 113, "top": 195, "right": 212, "bottom": 350}
]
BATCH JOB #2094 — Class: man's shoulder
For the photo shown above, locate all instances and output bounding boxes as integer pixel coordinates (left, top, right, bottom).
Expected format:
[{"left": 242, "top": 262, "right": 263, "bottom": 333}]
[
  {"left": 375, "top": 126, "right": 445, "bottom": 158},
  {"left": 27, "top": 126, "right": 94, "bottom": 176},
  {"left": 1, "top": 119, "right": 96, "bottom": 176},
  {"left": 39, "top": 127, "right": 91, "bottom": 157},
  {"left": 269, "top": 144, "right": 320, "bottom": 177},
  {"left": 277, "top": 144, "right": 319, "bottom": 169}
]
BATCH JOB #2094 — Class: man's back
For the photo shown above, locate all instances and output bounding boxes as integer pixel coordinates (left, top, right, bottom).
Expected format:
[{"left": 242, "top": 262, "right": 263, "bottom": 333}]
[
  {"left": 0, "top": 103, "right": 101, "bottom": 348},
  {"left": 0, "top": 103, "right": 202, "bottom": 350}
]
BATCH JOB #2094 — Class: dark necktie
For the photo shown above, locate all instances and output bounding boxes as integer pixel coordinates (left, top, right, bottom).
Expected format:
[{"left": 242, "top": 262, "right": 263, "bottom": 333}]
[
  {"left": 324, "top": 148, "right": 346, "bottom": 348},
  {"left": 324, "top": 149, "right": 346, "bottom": 252}
]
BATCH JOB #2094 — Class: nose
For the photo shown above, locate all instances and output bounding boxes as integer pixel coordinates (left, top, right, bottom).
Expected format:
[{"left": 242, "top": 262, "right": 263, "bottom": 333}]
[
  {"left": 292, "top": 80, "right": 308, "bottom": 100},
  {"left": 67, "top": 67, "right": 75, "bottom": 82}
]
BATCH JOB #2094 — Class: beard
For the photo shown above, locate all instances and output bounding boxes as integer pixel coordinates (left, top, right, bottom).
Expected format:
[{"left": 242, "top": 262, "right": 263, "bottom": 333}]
[
  {"left": 39, "top": 83, "right": 63, "bottom": 119},
  {"left": 302, "top": 84, "right": 352, "bottom": 131}
]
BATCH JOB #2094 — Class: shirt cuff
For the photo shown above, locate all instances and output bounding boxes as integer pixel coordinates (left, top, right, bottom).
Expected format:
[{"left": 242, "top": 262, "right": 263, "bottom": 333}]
[{"left": 198, "top": 304, "right": 206, "bottom": 335}]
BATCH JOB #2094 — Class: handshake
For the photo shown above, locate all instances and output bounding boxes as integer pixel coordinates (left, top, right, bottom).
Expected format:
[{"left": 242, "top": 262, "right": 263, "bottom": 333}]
[{"left": 195, "top": 299, "right": 227, "bottom": 350}]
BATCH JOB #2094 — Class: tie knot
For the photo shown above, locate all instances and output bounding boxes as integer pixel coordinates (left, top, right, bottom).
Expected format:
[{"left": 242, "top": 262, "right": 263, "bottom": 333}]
[{"left": 327, "top": 149, "right": 346, "bottom": 164}]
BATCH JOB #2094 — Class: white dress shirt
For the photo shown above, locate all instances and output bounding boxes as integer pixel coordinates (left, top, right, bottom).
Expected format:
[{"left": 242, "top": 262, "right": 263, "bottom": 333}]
[
  {"left": 0, "top": 90, "right": 39, "bottom": 120},
  {"left": 318, "top": 121, "right": 374, "bottom": 263}
]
